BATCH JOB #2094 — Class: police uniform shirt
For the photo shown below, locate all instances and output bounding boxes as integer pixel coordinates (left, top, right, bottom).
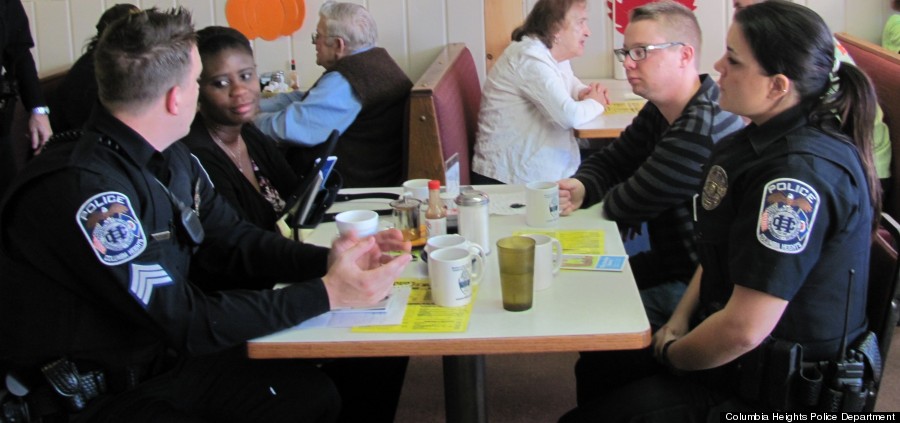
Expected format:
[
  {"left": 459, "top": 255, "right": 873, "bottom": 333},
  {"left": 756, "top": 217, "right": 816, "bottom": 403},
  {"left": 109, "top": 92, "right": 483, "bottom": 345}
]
[
  {"left": 0, "top": 105, "right": 332, "bottom": 366},
  {"left": 694, "top": 105, "right": 870, "bottom": 360}
]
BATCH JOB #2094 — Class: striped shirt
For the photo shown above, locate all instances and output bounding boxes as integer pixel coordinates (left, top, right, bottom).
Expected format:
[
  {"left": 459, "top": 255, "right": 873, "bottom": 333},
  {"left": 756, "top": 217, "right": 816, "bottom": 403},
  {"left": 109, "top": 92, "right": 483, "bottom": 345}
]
[{"left": 574, "top": 75, "right": 744, "bottom": 286}]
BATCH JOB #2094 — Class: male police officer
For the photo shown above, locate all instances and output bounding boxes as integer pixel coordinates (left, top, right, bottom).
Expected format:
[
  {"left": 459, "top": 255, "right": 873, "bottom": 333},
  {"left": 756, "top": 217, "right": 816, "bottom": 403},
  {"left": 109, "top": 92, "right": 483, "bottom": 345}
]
[{"left": 0, "top": 8, "right": 411, "bottom": 422}]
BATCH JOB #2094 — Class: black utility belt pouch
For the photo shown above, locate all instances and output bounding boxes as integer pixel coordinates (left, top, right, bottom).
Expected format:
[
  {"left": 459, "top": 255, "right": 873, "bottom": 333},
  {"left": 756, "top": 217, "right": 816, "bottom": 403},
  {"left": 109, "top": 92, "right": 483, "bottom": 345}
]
[
  {"left": 0, "top": 78, "right": 16, "bottom": 109},
  {"left": 737, "top": 331, "right": 881, "bottom": 412},
  {"left": 0, "top": 77, "right": 16, "bottom": 100}
]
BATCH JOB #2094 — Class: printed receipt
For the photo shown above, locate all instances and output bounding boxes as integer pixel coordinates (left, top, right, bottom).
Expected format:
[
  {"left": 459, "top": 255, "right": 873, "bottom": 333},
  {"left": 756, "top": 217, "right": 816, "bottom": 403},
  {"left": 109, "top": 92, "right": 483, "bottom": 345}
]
[{"left": 352, "top": 279, "right": 476, "bottom": 333}]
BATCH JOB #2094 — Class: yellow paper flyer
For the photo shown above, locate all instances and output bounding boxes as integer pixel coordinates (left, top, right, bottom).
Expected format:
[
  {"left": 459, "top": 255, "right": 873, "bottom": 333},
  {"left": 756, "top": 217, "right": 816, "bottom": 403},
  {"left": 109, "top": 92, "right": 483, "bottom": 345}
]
[
  {"left": 514, "top": 229, "right": 605, "bottom": 255},
  {"left": 352, "top": 279, "right": 475, "bottom": 333},
  {"left": 604, "top": 100, "right": 646, "bottom": 115}
]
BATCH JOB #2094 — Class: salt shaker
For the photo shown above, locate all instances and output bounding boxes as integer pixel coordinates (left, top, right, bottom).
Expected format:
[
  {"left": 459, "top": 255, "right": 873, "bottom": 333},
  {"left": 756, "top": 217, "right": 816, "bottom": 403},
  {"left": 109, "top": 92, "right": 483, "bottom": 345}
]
[{"left": 455, "top": 190, "right": 490, "bottom": 254}]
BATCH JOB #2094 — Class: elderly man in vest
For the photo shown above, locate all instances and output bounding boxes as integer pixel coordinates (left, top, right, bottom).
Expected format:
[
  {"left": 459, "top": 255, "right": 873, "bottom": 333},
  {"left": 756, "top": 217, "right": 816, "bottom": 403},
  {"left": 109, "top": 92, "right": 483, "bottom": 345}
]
[{"left": 255, "top": 1, "right": 412, "bottom": 188}]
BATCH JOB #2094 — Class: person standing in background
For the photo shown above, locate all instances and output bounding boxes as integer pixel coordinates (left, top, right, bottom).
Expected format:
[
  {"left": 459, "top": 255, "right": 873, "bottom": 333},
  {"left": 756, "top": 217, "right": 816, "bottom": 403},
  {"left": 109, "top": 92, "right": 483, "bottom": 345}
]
[
  {"left": 51, "top": 3, "right": 139, "bottom": 133},
  {"left": 471, "top": 0, "right": 609, "bottom": 185},
  {"left": 254, "top": 1, "right": 411, "bottom": 188},
  {"left": 884, "top": 0, "right": 900, "bottom": 53},
  {"left": 0, "top": 0, "right": 52, "bottom": 196}
]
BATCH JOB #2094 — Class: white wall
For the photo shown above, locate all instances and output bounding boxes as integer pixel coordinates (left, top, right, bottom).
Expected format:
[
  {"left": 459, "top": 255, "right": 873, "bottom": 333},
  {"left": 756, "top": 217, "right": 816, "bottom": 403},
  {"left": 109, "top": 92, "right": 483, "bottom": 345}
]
[{"left": 21, "top": 0, "right": 894, "bottom": 86}]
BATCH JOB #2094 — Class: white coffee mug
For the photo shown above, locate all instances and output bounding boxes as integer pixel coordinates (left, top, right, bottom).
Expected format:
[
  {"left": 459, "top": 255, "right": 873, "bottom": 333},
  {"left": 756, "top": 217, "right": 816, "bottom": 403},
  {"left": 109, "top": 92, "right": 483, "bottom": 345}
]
[
  {"left": 335, "top": 210, "right": 385, "bottom": 237},
  {"left": 427, "top": 247, "right": 484, "bottom": 307},
  {"left": 523, "top": 233, "right": 562, "bottom": 291},
  {"left": 525, "top": 181, "right": 560, "bottom": 227},
  {"left": 426, "top": 234, "right": 487, "bottom": 284},
  {"left": 402, "top": 179, "right": 430, "bottom": 202},
  {"left": 425, "top": 234, "right": 486, "bottom": 256}
]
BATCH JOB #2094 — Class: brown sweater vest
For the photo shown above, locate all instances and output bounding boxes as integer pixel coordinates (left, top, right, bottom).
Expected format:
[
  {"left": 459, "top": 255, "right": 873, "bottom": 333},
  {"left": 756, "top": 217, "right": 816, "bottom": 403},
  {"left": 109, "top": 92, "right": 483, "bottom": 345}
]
[{"left": 288, "top": 48, "right": 412, "bottom": 188}]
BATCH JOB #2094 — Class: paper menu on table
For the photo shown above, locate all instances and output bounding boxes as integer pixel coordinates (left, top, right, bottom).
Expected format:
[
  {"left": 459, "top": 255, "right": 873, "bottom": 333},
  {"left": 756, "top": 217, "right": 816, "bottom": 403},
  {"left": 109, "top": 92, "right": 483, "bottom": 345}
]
[
  {"left": 604, "top": 100, "right": 646, "bottom": 114},
  {"left": 294, "top": 285, "right": 411, "bottom": 329},
  {"left": 513, "top": 229, "right": 605, "bottom": 254},
  {"left": 352, "top": 279, "right": 475, "bottom": 333}
]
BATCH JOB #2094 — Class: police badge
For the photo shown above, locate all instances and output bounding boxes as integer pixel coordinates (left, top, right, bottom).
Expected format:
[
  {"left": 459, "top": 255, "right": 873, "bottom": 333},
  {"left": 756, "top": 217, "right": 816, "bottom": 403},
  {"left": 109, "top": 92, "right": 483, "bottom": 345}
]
[
  {"left": 702, "top": 165, "right": 728, "bottom": 210},
  {"left": 757, "top": 178, "right": 820, "bottom": 254},
  {"left": 77, "top": 191, "right": 147, "bottom": 266}
]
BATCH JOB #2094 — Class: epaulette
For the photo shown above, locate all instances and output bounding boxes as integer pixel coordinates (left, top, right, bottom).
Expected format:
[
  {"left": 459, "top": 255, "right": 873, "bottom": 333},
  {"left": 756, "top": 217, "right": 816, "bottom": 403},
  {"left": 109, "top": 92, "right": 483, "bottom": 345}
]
[{"left": 39, "top": 130, "right": 83, "bottom": 152}]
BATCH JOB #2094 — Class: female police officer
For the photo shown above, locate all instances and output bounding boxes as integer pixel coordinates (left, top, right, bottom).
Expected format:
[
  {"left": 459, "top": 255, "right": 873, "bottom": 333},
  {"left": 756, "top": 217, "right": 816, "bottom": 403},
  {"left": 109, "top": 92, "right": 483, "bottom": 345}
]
[{"left": 560, "top": 1, "right": 880, "bottom": 420}]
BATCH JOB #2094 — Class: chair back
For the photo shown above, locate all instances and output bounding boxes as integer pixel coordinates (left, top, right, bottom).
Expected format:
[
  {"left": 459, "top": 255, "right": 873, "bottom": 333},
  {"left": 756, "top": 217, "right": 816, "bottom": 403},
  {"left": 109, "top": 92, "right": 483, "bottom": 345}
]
[
  {"left": 869, "top": 212, "right": 900, "bottom": 359},
  {"left": 835, "top": 32, "right": 900, "bottom": 217},
  {"left": 407, "top": 43, "right": 481, "bottom": 185}
]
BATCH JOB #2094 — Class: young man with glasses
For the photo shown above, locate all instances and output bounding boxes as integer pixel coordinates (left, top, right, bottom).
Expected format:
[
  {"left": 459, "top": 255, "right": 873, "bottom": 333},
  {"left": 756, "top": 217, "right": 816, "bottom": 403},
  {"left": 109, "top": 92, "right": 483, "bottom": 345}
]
[
  {"left": 254, "top": 1, "right": 411, "bottom": 188},
  {"left": 556, "top": 0, "right": 744, "bottom": 410}
]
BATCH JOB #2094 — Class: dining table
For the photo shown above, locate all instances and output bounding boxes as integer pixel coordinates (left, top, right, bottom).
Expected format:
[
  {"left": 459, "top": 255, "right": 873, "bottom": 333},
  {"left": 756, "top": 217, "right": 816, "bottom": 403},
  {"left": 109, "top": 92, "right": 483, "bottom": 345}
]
[
  {"left": 574, "top": 78, "right": 644, "bottom": 140},
  {"left": 248, "top": 184, "right": 651, "bottom": 423}
]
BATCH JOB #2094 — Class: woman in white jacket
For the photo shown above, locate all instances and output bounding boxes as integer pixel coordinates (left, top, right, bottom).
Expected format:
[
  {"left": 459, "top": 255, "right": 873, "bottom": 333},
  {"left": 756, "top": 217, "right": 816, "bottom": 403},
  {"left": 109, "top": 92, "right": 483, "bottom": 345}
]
[{"left": 471, "top": 0, "right": 609, "bottom": 185}]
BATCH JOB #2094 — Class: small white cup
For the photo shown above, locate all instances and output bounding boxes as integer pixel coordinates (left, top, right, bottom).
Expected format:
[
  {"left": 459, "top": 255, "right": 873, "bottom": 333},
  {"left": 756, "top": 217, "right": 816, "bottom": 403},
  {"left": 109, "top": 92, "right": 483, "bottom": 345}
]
[
  {"left": 335, "top": 210, "right": 383, "bottom": 237},
  {"left": 525, "top": 181, "right": 560, "bottom": 227},
  {"left": 427, "top": 247, "right": 484, "bottom": 307},
  {"left": 523, "top": 233, "right": 562, "bottom": 291},
  {"left": 402, "top": 179, "right": 431, "bottom": 202}
]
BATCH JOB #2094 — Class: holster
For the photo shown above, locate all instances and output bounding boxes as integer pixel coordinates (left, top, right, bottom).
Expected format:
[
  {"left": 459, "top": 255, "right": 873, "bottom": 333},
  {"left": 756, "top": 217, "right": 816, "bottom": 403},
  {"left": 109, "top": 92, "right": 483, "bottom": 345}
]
[
  {"left": 40, "top": 358, "right": 107, "bottom": 413},
  {"left": 736, "top": 338, "right": 801, "bottom": 410}
]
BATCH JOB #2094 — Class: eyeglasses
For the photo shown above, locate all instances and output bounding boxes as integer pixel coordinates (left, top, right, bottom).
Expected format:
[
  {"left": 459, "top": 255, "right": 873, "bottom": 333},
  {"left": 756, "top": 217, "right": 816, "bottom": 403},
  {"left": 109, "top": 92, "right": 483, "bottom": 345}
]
[
  {"left": 311, "top": 32, "right": 320, "bottom": 44},
  {"left": 613, "top": 42, "right": 685, "bottom": 62}
]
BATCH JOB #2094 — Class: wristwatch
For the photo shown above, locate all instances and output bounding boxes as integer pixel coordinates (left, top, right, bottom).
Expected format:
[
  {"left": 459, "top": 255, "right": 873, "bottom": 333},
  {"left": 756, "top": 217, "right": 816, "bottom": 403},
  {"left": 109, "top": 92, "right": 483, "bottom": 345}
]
[{"left": 32, "top": 106, "right": 50, "bottom": 115}]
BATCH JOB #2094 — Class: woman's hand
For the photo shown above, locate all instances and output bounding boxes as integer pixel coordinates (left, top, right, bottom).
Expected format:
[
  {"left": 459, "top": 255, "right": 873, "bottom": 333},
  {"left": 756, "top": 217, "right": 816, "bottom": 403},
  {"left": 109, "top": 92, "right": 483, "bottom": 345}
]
[{"left": 578, "top": 83, "right": 610, "bottom": 106}]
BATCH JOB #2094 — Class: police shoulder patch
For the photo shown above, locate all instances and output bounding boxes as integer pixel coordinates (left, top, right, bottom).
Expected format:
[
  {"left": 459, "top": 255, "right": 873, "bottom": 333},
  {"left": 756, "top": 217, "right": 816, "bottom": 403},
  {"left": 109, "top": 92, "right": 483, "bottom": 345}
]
[
  {"left": 76, "top": 191, "right": 147, "bottom": 266},
  {"left": 756, "top": 178, "right": 820, "bottom": 254}
]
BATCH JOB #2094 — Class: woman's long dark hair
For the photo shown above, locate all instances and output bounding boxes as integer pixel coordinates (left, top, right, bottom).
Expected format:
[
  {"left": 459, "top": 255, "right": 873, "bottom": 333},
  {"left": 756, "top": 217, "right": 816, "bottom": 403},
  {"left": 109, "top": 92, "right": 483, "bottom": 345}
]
[
  {"left": 735, "top": 0, "right": 881, "bottom": 230},
  {"left": 511, "top": 0, "right": 585, "bottom": 49}
]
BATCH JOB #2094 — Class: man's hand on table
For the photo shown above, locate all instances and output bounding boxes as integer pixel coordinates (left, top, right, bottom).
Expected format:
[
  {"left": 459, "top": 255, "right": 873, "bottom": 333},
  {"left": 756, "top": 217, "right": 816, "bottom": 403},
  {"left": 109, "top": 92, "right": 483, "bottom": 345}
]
[
  {"left": 557, "top": 178, "right": 586, "bottom": 216},
  {"left": 324, "top": 229, "right": 412, "bottom": 309}
]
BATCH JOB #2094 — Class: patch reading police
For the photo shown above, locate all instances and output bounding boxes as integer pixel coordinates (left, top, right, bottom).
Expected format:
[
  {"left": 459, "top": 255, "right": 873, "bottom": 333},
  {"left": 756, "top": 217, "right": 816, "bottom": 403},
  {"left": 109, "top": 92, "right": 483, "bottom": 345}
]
[
  {"left": 701, "top": 165, "right": 728, "bottom": 210},
  {"left": 757, "top": 178, "right": 820, "bottom": 254},
  {"left": 76, "top": 192, "right": 147, "bottom": 266}
]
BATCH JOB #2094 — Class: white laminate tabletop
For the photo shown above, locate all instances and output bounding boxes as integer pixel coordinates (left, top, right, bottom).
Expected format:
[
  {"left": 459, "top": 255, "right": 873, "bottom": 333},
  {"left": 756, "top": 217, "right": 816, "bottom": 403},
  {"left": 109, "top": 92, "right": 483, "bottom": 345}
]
[{"left": 248, "top": 185, "right": 650, "bottom": 359}]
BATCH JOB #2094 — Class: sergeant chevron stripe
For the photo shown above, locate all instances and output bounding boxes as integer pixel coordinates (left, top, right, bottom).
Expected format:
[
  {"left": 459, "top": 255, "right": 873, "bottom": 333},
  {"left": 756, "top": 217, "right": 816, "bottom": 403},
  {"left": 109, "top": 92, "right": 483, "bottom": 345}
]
[{"left": 129, "top": 263, "right": 173, "bottom": 307}]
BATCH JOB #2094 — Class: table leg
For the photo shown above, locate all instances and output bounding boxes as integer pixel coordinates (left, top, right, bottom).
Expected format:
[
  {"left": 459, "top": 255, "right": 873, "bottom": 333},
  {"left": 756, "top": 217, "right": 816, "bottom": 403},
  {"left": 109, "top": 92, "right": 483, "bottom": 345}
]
[{"left": 443, "top": 355, "right": 487, "bottom": 423}]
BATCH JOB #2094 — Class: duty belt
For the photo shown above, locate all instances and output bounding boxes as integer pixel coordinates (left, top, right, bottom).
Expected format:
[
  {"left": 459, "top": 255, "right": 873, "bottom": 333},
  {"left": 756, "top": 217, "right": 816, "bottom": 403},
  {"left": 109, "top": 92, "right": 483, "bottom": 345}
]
[
  {"left": 2, "top": 357, "right": 158, "bottom": 421},
  {"left": 735, "top": 331, "right": 882, "bottom": 412}
]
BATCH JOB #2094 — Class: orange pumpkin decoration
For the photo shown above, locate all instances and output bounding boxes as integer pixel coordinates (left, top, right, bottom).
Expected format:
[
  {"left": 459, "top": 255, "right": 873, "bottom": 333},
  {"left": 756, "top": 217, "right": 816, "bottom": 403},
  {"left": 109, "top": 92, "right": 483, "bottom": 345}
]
[
  {"left": 282, "top": 0, "right": 306, "bottom": 35},
  {"left": 226, "top": 0, "right": 306, "bottom": 41},
  {"left": 225, "top": 0, "right": 257, "bottom": 40}
]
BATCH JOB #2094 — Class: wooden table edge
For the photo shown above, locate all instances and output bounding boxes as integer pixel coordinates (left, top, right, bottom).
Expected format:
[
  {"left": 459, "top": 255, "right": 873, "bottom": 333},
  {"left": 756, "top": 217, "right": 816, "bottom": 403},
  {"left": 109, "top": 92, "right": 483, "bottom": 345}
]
[
  {"left": 574, "top": 127, "right": 624, "bottom": 139},
  {"left": 247, "top": 329, "right": 652, "bottom": 359}
]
